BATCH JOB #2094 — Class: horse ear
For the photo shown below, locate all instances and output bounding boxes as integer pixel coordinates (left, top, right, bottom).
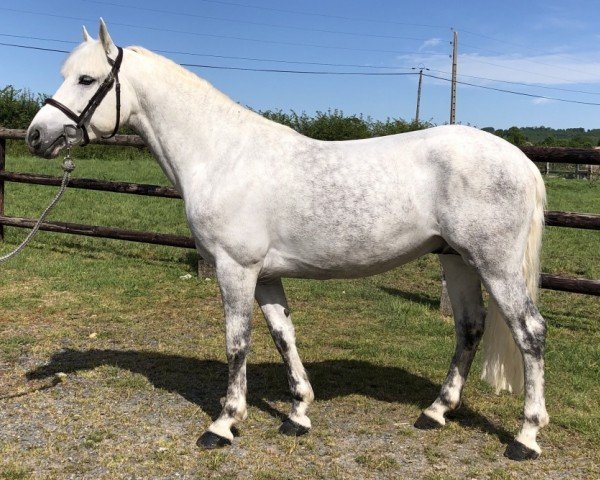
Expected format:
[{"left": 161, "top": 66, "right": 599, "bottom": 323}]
[
  {"left": 82, "top": 26, "right": 93, "bottom": 42},
  {"left": 98, "top": 18, "right": 117, "bottom": 55}
]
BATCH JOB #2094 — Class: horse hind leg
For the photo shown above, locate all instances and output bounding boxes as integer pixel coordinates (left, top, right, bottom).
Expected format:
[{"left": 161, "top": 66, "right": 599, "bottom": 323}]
[
  {"left": 483, "top": 273, "right": 549, "bottom": 460},
  {"left": 255, "top": 279, "right": 314, "bottom": 436},
  {"left": 415, "top": 254, "right": 485, "bottom": 429}
]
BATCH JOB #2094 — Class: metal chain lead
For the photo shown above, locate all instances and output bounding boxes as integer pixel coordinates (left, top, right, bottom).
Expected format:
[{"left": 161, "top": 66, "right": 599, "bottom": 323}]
[{"left": 0, "top": 146, "right": 75, "bottom": 264}]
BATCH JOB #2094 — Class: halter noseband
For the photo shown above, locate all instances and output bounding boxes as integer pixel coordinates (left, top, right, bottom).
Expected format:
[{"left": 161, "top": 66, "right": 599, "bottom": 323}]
[{"left": 44, "top": 46, "right": 123, "bottom": 146}]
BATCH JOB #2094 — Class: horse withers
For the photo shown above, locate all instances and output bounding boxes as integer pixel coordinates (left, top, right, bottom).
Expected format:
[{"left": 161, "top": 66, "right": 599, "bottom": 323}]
[{"left": 26, "top": 20, "right": 549, "bottom": 460}]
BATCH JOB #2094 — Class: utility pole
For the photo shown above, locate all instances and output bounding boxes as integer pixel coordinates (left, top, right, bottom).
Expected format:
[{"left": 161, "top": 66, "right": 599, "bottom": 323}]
[
  {"left": 450, "top": 30, "right": 458, "bottom": 124},
  {"left": 412, "top": 66, "right": 429, "bottom": 124},
  {"left": 440, "top": 31, "right": 459, "bottom": 318}
]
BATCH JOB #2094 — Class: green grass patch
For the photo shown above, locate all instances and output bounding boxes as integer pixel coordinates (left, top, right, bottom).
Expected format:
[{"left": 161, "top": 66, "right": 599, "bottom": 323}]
[{"left": 0, "top": 466, "right": 31, "bottom": 480}]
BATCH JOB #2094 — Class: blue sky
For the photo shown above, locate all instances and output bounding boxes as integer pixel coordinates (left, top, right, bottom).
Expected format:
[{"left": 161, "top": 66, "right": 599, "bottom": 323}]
[{"left": 1, "top": 0, "right": 599, "bottom": 129}]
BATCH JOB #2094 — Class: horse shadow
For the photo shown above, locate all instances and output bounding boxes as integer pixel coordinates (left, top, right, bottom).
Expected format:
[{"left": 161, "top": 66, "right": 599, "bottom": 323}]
[
  {"left": 379, "top": 286, "right": 440, "bottom": 310},
  {"left": 26, "top": 349, "right": 512, "bottom": 443}
]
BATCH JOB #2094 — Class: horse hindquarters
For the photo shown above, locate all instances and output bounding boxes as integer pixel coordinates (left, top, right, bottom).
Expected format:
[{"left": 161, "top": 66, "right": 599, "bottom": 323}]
[{"left": 426, "top": 155, "right": 548, "bottom": 460}]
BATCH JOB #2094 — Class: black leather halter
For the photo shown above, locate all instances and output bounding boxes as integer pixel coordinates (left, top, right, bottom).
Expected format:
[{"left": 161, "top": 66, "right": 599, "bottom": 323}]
[{"left": 44, "top": 46, "right": 124, "bottom": 146}]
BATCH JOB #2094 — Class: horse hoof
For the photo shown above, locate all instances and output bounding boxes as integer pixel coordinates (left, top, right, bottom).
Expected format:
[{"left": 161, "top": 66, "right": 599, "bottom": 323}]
[
  {"left": 279, "top": 418, "right": 310, "bottom": 437},
  {"left": 414, "top": 413, "right": 444, "bottom": 430},
  {"left": 196, "top": 431, "right": 232, "bottom": 449},
  {"left": 504, "top": 440, "right": 540, "bottom": 461}
]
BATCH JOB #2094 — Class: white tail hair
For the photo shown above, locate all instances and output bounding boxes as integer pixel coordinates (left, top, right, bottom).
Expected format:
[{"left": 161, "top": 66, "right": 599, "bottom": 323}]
[{"left": 480, "top": 163, "right": 546, "bottom": 394}]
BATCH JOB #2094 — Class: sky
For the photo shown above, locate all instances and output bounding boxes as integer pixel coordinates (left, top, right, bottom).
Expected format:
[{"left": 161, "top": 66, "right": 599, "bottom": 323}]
[{"left": 1, "top": 0, "right": 600, "bottom": 129}]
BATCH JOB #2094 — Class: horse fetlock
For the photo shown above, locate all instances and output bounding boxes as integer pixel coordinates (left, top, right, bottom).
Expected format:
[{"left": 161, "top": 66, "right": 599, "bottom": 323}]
[
  {"left": 224, "top": 401, "right": 247, "bottom": 422},
  {"left": 439, "top": 391, "right": 461, "bottom": 412},
  {"left": 291, "top": 383, "right": 314, "bottom": 404},
  {"left": 524, "top": 405, "right": 549, "bottom": 428}
]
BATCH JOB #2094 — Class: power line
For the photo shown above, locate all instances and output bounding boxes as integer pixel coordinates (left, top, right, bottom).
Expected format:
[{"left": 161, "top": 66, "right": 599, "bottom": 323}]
[
  {"left": 181, "top": 64, "right": 418, "bottom": 76},
  {"left": 0, "top": 41, "right": 416, "bottom": 75},
  {"left": 0, "top": 32, "right": 76, "bottom": 45},
  {"left": 5, "top": 31, "right": 599, "bottom": 96},
  {"left": 0, "top": 7, "right": 451, "bottom": 57},
  {"left": 464, "top": 56, "right": 589, "bottom": 86},
  {"left": 7, "top": 7, "right": 597, "bottom": 87},
  {"left": 424, "top": 73, "right": 600, "bottom": 106},
  {"left": 0, "top": 32, "right": 415, "bottom": 71},
  {"left": 166, "top": 50, "right": 407, "bottom": 70},
  {"left": 460, "top": 28, "right": 600, "bottom": 76},
  {"left": 427, "top": 68, "right": 600, "bottom": 95},
  {"left": 0, "top": 33, "right": 600, "bottom": 95},
  {"left": 95, "top": 0, "right": 449, "bottom": 29},
  {"left": 459, "top": 41, "right": 600, "bottom": 79},
  {"left": 84, "top": 0, "right": 440, "bottom": 43},
  {"left": 2, "top": 39, "right": 600, "bottom": 105},
  {"left": 0, "top": 41, "right": 69, "bottom": 54}
]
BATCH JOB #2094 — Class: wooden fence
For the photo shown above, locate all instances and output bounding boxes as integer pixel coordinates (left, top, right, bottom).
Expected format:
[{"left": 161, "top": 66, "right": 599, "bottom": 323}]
[{"left": 1, "top": 127, "right": 599, "bottom": 296}]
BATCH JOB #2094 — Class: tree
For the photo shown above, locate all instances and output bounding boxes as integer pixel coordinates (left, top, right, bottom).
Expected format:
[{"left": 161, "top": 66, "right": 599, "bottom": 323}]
[
  {"left": 0, "top": 85, "right": 45, "bottom": 129},
  {"left": 503, "top": 126, "right": 528, "bottom": 146}
]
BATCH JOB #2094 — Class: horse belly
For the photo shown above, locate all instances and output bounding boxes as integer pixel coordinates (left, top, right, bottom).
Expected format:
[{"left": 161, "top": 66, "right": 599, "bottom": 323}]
[{"left": 261, "top": 219, "right": 442, "bottom": 280}]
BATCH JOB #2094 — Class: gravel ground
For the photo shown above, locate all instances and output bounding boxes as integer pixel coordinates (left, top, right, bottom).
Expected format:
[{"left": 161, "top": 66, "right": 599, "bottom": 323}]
[{"left": 1, "top": 348, "right": 597, "bottom": 480}]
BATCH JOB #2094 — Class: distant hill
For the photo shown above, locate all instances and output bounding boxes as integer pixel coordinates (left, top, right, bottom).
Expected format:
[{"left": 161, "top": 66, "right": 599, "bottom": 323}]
[{"left": 481, "top": 126, "right": 600, "bottom": 148}]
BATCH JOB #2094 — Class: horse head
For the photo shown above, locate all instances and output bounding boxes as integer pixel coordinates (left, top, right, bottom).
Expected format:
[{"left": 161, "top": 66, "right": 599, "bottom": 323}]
[{"left": 27, "top": 19, "right": 131, "bottom": 158}]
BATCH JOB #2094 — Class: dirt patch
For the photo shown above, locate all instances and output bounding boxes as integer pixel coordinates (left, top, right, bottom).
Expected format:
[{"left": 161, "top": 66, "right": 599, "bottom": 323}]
[{"left": 0, "top": 346, "right": 597, "bottom": 480}]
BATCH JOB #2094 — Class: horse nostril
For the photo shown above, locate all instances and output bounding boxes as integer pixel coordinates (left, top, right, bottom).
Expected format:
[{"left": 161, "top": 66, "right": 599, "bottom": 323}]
[{"left": 27, "top": 129, "right": 41, "bottom": 149}]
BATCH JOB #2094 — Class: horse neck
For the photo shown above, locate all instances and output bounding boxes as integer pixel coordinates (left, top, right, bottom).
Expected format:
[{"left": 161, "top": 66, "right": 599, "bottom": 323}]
[{"left": 125, "top": 52, "right": 268, "bottom": 190}]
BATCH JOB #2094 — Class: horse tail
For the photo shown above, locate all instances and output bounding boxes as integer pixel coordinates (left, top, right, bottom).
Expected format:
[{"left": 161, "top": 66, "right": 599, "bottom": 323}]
[{"left": 480, "top": 161, "right": 546, "bottom": 394}]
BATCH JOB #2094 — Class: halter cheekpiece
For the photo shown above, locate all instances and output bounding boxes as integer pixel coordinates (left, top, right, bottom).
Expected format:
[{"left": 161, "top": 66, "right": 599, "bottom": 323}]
[{"left": 44, "top": 46, "right": 123, "bottom": 146}]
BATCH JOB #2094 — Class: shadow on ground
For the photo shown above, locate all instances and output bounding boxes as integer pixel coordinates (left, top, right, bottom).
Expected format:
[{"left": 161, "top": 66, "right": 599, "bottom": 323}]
[
  {"left": 26, "top": 348, "right": 512, "bottom": 442},
  {"left": 379, "top": 286, "right": 440, "bottom": 310}
]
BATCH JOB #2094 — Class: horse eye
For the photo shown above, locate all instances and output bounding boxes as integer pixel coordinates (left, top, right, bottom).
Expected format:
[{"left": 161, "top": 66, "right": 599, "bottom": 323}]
[{"left": 78, "top": 75, "right": 95, "bottom": 86}]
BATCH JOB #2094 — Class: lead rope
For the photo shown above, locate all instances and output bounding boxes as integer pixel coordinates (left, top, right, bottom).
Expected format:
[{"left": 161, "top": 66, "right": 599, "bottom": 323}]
[{"left": 0, "top": 146, "right": 75, "bottom": 264}]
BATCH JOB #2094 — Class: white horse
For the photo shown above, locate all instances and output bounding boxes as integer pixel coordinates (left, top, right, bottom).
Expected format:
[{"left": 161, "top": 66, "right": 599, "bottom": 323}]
[{"left": 27, "top": 20, "right": 549, "bottom": 460}]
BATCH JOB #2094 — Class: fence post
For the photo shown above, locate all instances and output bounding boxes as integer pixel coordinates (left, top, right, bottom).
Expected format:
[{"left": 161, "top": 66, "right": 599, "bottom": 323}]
[
  {"left": 0, "top": 137, "right": 5, "bottom": 241},
  {"left": 439, "top": 267, "right": 452, "bottom": 318},
  {"left": 197, "top": 258, "right": 215, "bottom": 278}
]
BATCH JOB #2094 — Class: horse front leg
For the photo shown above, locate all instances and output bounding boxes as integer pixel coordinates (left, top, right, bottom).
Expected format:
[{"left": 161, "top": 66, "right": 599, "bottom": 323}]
[
  {"left": 255, "top": 279, "right": 314, "bottom": 436},
  {"left": 197, "top": 255, "right": 259, "bottom": 449}
]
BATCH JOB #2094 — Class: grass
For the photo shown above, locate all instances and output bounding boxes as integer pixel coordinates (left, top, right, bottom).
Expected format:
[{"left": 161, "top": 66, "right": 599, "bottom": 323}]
[{"left": 0, "top": 149, "right": 598, "bottom": 479}]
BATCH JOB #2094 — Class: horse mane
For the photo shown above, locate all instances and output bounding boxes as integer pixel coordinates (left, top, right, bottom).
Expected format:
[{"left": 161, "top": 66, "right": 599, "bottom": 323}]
[
  {"left": 128, "top": 45, "right": 297, "bottom": 133},
  {"left": 127, "top": 46, "right": 214, "bottom": 90}
]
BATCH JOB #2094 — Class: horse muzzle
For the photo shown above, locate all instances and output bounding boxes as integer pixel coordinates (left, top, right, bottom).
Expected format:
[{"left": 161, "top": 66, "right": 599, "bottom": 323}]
[{"left": 26, "top": 123, "right": 83, "bottom": 159}]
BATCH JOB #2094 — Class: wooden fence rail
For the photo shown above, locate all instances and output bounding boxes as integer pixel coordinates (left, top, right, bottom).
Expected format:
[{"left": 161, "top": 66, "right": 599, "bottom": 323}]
[
  {"left": 0, "top": 171, "right": 181, "bottom": 198},
  {"left": 0, "top": 128, "right": 598, "bottom": 295},
  {"left": 0, "top": 215, "right": 195, "bottom": 249}
]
